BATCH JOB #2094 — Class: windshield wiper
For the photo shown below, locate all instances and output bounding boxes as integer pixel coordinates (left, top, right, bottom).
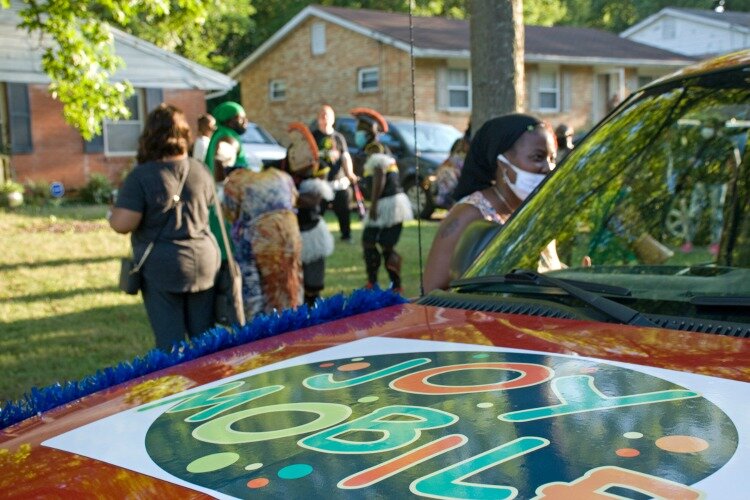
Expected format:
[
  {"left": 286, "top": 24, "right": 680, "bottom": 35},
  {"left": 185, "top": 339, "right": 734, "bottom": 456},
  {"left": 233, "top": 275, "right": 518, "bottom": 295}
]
[
  {"left": 451, "top": 269, "right": 656, "bottom": 327},
  {"left": 690, "top": 295, "right": 750, "bottom": 307}
]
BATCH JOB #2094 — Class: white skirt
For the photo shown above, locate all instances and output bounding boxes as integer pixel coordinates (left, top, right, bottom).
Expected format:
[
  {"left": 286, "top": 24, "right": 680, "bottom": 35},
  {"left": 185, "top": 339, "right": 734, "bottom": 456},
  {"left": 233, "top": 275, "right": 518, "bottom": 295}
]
[
  {"left": 364, "top": 192, "right": 413, "bottom": 228},
  {"left": 300, "top": 218, "right": 334, "bottom": 263}
]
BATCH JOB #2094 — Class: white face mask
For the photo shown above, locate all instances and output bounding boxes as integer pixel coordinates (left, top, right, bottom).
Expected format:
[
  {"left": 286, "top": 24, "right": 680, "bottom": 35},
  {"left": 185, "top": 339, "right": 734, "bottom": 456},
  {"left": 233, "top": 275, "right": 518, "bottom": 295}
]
[{"left": 497, "top": 153, "right": 549, "bottom": 201}]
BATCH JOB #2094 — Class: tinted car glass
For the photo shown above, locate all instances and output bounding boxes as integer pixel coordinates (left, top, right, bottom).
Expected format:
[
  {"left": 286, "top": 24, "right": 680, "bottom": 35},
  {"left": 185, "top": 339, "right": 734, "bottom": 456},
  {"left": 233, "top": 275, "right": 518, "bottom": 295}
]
[
  {"left": 461, "top": 66, "right": 750, "bottom": 324},
  {"left": 391, "top": 120, "right": 462, "bottom": 153}
]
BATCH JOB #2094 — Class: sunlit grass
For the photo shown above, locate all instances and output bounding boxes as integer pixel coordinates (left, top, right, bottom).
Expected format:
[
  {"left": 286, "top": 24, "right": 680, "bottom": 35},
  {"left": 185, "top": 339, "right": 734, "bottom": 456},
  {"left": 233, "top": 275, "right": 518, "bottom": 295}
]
[{"left": 0, "top": 204, "right": 438, "bottom": 401}]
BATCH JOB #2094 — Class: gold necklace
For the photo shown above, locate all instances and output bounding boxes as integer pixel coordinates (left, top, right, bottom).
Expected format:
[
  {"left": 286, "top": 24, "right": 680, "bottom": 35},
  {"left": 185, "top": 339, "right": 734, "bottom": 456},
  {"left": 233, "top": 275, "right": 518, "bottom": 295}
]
[{"left": 492, "top": 184, "right": 511, "bottom": 213}]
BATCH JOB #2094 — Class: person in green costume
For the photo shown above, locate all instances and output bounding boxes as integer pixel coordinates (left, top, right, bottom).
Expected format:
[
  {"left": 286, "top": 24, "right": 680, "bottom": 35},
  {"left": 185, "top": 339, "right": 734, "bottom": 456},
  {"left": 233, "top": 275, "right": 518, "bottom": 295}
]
[{"left": 204, "top": 101, "right": 250, "bottom": 259}]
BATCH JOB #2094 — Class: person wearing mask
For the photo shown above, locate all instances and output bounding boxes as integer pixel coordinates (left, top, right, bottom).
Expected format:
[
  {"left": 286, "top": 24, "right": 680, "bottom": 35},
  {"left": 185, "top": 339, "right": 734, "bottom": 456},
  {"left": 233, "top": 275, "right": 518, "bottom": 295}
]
[
  {"left": 110, "top": 104, "right": 220, "bottom": 350},
  {"left": 555, "top": 123, "right": 575, "bottom": 162},
  {"left": 423, "top": 114, "right": 557, "bottom": 293},
  {"left": 352, "top": 107, "right": 413, "bottom": 291},
  {"left": 286, "top": 122, "right": 335, "bottom": 307},
  {"left": 204, "top": 101, "right": 250, "bottom": 261},
  {"left": 313, "top": 104, "right": 357, "bottom": 242},
  {"left": 434, "top": 122, "right": 471, "bottom": 208},
  {"left": 192, "top": 113, "right": 216, "bottom": 163}
]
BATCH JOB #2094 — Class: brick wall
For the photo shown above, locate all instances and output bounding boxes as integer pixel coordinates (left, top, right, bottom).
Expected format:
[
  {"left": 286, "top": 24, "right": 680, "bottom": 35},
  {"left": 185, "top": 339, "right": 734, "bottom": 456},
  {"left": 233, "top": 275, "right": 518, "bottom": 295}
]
[
  {"left": 10, "top": 86, "right": 207, "bottom": 189},
  {"left": 238, "top": 19, "right": 472, "bottom": 142},
  {"left": 236, "top": 17, "right": 669, "bottom": 143}
]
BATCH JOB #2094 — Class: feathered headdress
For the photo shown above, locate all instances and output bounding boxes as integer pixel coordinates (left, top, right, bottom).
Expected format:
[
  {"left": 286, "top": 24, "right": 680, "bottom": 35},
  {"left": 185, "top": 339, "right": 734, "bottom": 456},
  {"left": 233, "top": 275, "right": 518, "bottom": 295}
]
[
  {"left": 287, "top": 122, "right": 319, "bottom": 174},
  {"left": 350, "top": 107, "right": 388, "bottom": 133}
]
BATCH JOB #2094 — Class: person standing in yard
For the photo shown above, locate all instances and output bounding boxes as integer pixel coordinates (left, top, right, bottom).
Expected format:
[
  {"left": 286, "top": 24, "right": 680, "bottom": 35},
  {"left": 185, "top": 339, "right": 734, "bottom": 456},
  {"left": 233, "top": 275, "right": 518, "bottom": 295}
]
[
  {"left": 352, "top": 107, "right": 413, "bottom": 292},
  {"left": 204, "top": 101, "right": 250, "bottom": 262},
  {"left": 223, "top": 164, "right": 303, "bottom": 318},
  {"left": 192, "top": 113, "right": 216, "bottom": 163},
  {"left": 110, "top": 104, "right": 220, "bottom": 351},
  {"left": 286, "top": 122, "right": 335, "bottom": 306},
  {"left": 313, "top": 104, "right": 357, "bottom": 243}
]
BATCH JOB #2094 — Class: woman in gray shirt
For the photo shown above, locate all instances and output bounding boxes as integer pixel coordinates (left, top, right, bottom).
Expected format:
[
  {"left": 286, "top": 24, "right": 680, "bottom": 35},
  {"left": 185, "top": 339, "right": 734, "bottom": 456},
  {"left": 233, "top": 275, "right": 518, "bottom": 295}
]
[{"left": 110, "top": 104, "right": 220, "bottom": 350}]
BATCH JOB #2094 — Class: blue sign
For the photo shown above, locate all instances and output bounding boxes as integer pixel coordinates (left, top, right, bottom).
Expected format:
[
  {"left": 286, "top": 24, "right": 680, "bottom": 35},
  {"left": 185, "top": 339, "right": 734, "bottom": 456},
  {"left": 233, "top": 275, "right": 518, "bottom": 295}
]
[{"left": 50, "top": 182, "right": 65, "bottom": 198}]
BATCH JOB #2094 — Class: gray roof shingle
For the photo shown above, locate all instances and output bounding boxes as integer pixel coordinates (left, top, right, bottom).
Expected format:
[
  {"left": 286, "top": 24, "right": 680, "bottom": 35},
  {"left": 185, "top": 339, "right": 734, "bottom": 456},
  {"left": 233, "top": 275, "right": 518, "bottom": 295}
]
[{"left": 316, "top": 5, "right": 689, "bottom": 61}]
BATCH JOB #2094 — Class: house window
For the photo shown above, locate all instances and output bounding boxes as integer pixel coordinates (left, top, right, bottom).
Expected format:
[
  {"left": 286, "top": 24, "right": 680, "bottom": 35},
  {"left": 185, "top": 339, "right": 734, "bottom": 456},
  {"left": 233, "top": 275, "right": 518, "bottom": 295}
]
[
  {"left": 269, "top": 80, "right": 286, "bottom": 101},
  {"left": 104, "top": 91, "right": 142, "bottom": 156},
  {"left": 538, "top": 68, "right": 560, "bottom": 112},
  {"left": 311, "top": 22, "right": 326, "bottom": 55},
  {"left": 662, "top": 19, "right": 676, "bottom": 40},
  {"left": 447, "top": 68, "right": 470, "bottom": 109},
  {"left": 358, "top": 67, "right": 379, "bottom": 93},
  {"left": 7, "top": 83, "right": 32, "bottom": 154}
]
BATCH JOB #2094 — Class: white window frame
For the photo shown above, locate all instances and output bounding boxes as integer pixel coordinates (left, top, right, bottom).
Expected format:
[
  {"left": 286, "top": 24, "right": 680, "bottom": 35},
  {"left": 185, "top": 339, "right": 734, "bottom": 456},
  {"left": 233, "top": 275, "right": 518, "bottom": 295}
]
[
  {"left": 103, "top": 90, "right": 143, "bottom": 156},
  {"left": 311, "top": 22, "right": 326, "bottom": 55},
  {"left": 357, "top": 67, "right": 380, "bottom": 93},
  {"left": 269, "top": 79, "right": 287, "bottom": 101},
  {"left": 537, "top": 67, "right": 560, "bottom": 113},
  {"left": 446, "top": 68, "right": 471, "bottom": 110}
]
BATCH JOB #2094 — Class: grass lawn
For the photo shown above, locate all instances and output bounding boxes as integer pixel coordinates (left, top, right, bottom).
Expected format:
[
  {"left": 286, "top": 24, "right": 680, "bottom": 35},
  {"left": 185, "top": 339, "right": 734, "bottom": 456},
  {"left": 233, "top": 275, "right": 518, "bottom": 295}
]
[{"left": 0, "top": 204, "right": 438, "bottom": 402}]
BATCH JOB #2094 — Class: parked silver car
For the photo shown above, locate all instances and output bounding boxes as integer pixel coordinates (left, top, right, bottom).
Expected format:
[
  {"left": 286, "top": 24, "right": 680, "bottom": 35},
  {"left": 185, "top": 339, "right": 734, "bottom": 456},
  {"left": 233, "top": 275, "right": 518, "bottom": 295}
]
[{"left": 239, "top": 122, "right": 287, "bottom": 170}]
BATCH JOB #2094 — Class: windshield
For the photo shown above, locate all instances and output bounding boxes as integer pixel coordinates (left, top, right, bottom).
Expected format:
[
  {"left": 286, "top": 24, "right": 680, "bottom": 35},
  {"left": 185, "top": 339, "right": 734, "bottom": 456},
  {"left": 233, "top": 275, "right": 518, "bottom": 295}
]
[
  {"left": 392, "top": 121, "right": 462, "bottom": 153},
  {"left": 463, "top": 67, "right": 750, "bottom": 313},
  {"left": 240, "top": 124, "right": 277, "bottom": 145}
]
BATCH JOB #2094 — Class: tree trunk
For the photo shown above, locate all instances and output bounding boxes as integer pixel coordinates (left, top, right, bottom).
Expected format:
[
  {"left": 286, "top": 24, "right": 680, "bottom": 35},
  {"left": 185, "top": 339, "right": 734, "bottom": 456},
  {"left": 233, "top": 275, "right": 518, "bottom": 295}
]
[{"left": 469, "top": 0, "right": 525, "bottom": 132}]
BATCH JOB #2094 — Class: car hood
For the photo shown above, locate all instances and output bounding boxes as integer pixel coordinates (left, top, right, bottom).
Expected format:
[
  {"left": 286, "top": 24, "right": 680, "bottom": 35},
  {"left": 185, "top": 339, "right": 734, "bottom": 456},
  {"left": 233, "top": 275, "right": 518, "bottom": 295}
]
[{"left": 1, "top": 303, "right": 747, "bottom": 497}]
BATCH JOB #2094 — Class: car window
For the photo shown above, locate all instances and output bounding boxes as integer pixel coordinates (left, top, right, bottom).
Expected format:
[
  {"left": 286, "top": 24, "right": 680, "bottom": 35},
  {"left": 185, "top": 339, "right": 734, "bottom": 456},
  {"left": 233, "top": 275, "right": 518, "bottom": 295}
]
[
  {"left": 240, "top": 124, "right": 277, "bottom": 145},
  {"left": 464, "top": 68, "right": 750, "bottom": 314},
  {"left": 334, "top": 117, "right": 357, "bottom": 147},
  {"left": 392, "top": 121, "right": 462, "bottom": 153}
]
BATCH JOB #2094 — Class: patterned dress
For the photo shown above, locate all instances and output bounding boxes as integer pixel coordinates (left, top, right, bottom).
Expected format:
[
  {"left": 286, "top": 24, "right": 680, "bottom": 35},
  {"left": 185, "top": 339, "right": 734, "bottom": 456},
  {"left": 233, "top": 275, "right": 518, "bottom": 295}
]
[{"left": 223, "top": 168, "right": 303, "bottom": 318}]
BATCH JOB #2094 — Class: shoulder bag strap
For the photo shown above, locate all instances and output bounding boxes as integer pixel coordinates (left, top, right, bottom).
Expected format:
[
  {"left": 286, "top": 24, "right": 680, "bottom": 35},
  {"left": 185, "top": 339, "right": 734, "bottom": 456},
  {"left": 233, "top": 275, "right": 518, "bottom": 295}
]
[
  {"left": 132, "top": 160, "right": 191, "bottom": 273},
  {"left": 212, "top": 182, "right": 240, "bottom": 279}
]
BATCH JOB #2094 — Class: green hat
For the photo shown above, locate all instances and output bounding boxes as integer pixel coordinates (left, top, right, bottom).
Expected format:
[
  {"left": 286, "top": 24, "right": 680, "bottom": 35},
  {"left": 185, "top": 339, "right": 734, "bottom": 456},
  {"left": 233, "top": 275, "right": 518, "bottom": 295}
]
[{"left": 212, "top": 101, "right": 245, "bottom": 123}]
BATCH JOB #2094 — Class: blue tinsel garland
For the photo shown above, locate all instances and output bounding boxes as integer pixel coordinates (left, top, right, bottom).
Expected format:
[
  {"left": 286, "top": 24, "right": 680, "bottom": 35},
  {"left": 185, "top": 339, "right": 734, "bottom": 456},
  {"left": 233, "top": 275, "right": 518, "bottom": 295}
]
[{"left": 0, "top": 287, "right": 407, "bottom": 430}]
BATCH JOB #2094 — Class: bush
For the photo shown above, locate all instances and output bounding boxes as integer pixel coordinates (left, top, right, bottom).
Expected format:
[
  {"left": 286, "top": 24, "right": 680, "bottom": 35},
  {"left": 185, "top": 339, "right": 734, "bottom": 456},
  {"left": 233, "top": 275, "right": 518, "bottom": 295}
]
[
  {"left": 79, "top": 174, "right": 113, "bottom": 204},
  {"left": 0, "top": 180, "right": 24, "bottom": 208},
  {"left": 24, "top": 180, "right": 50, "bottom": 206}
]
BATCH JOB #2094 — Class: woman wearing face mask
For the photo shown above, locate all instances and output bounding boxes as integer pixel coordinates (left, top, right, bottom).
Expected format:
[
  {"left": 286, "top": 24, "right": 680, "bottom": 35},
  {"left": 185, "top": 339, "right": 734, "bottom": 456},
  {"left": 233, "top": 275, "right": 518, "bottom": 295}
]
[
  {"left": 423, "top": 114, "right": 557, "bottom": 293},
  {"left": 351, "top": 107, "right": 413, "bottom": 292},
  {"left": 204, "top": 101, "right": 251, "bottom": 263}
]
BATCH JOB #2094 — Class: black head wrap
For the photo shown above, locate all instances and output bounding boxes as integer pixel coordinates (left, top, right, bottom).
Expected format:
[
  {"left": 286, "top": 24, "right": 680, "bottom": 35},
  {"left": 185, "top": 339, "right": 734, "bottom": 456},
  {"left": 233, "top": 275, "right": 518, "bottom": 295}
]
[{"left": 452, "top": 113, "right": 542, "bottom": 200}]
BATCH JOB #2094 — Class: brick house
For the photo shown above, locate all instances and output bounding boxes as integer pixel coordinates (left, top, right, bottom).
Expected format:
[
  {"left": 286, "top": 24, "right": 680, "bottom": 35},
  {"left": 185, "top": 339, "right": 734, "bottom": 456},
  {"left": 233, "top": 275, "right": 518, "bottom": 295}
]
[
  {"left": 229, "top": 5, "right": 693, "bottom": 142},
  {"left": 0, "top": 4, "right": 234, "bottom": 188}
]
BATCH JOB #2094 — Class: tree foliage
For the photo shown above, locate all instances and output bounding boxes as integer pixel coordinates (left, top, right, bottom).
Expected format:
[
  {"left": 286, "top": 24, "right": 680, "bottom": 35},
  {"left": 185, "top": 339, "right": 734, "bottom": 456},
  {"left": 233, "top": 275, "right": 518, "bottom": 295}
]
[
  {"left": 6, "top": 0, "right": 750, "bottom": 140},
  {"left": 12, "top": 0, "right": 218, "bottom": 139}
]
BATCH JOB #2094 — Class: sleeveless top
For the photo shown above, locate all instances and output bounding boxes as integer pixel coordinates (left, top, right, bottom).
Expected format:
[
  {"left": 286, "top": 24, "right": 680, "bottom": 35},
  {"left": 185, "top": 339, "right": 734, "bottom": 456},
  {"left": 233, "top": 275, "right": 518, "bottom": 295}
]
[
  {"left": 456, "top": 190, "right": 508, "bottom": 225},
  {"left": 457, "top": 190, "right": 564, "bottom": 272}
]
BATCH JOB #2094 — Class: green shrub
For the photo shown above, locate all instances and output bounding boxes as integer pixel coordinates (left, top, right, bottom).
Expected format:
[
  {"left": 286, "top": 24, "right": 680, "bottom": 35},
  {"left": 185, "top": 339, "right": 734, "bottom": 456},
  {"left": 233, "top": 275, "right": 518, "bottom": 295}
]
[
  {"left": 0, "top": 180, "right": 24, "bottom": 207},
  {"left": 79, "top": 173, "right": 113, "bottom": 204},
  {"left": 0, "top": 180, "right": 23, "bottom": 195},
  {"left": 24, "top": 180, "right": 50, "bottom": 206}
]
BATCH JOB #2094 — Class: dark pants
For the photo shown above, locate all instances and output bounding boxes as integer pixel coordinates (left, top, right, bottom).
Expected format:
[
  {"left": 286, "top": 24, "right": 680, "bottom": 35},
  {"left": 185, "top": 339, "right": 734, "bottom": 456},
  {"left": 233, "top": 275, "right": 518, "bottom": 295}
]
[
  {"left": 362, "top": 224, "right": 403, "bottom": 288},
  {"left": 141, "top": 283, "right": 216, "bottom": 351},
  {"left": 303, "top": 257, "right": 325, "bottom": 306},
  {"left": 321, "top": 188, "right": 351, "bottom": 240}
]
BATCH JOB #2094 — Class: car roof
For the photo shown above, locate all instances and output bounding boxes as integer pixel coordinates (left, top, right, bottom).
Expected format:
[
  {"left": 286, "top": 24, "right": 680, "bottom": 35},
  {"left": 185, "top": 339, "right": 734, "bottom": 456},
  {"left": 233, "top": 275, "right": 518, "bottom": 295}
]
[{"left": 643, "top": 49, "right": 750, "bottom": 90}]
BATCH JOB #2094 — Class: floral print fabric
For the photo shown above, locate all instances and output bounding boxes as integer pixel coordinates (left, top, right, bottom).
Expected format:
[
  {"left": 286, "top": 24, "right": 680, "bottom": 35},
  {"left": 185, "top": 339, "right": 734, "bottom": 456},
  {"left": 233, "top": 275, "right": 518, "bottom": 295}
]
[{"left": 223, "top": 168, "right": 303, "bottom": 318}]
